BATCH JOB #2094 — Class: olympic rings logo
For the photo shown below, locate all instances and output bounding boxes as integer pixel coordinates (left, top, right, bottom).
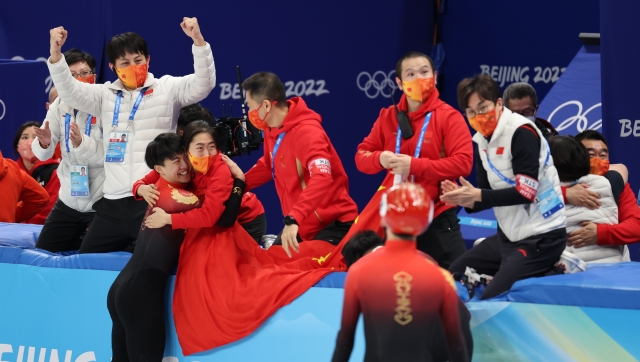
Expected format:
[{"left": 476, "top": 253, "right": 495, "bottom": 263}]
[
  {"left": 356, "top": 70, "right": 398, "bottom": 99},
  {"left": 0, "top": 99, "right": 5, "bottom": 121},
  {"left": 548, "top": 100, "right": 602, "bottom": 133}
]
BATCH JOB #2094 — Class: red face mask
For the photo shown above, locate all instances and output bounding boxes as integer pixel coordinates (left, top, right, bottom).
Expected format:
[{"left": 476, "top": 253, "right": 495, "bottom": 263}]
[
  {"left": 248, "top": 101, "right": 276, "bottom": 130},
  {"left": 77, "top": 74, "right": 96, "bottom": 84},
  {"left": 402, "top": 77, "right": 435, "bottom": 103},
  {"left": 469, "top": 108, "right": 499, "bottom": 137},
  {"left": 590, "top": 157, "right": 610, "bottom": 176},
  {"left": 115, "top": 63, "right": 148, "bottom": 89}
]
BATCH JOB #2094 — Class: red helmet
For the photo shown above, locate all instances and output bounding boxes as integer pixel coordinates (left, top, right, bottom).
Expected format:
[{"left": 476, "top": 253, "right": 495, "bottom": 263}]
[{"left": 380, "top": 182, "right": 434, "bottom": 236}]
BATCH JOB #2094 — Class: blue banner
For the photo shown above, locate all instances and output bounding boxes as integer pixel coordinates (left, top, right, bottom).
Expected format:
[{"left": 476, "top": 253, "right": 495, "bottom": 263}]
[
  {"left": 537, "top": 46, "right": 601, "bottom": 135},
  {"left": 0, "top": 60, "right": 50, "bottom": 158}
]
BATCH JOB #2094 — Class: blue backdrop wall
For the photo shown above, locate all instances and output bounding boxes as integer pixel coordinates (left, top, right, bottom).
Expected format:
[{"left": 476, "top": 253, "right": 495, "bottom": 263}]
[{"left": 0, "top": 0, "right": 599, "bottom": 233}]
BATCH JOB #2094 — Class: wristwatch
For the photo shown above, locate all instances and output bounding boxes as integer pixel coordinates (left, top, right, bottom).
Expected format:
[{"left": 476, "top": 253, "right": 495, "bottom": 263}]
[{"left": 283, "top": 215, "right": 298, "bottom": 226}]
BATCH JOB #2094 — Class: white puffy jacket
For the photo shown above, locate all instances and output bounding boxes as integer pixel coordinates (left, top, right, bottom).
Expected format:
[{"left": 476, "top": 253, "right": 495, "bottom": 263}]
[
  {"left": 474, "top": 108, "right": 566, "bottom": 241},
  {"left": 47, "top": 43, "right": 216, "bottom": 199},
  {"left": 32, "top": 98, "right": 105, "bottom": 212},
  {"left": 563, "top": 174, "right": 629, "bottom": 263}
]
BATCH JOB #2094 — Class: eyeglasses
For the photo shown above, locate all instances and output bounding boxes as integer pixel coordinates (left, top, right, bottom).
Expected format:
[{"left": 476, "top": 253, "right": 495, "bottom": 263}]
[
  {"left": 465, "top": 103, "right": 493, "bottom": 119},
  {"left": 515, "top": 108, "right": 536, "bottom": 117},
  {"left": 71, "top": 70, "right": 94, "bottom": 79}
]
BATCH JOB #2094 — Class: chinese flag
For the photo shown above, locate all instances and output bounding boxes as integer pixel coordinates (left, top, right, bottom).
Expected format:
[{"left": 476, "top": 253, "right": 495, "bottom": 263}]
[{"left": 173, "top": 173, "right": 394, "bottom": 355}]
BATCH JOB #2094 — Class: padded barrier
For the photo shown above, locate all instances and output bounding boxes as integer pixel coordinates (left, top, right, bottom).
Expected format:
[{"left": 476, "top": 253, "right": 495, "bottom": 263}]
[{"left": 0, "top": 222, "right": 42, "bottom": 248}]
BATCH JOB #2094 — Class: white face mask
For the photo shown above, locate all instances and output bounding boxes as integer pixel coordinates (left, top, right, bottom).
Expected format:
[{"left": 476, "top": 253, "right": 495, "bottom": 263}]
[{"left": 525, "top": 116, "right": 536, "bottom": 122}]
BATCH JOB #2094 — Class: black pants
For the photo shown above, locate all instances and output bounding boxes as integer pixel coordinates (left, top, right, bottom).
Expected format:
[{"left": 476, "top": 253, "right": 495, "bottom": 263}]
[
  {"left": 35, "top": 199, "right": 95, "bottom": 252},
  {"left": 273, "top": 220, "right": 354, "bottom": 246},
  {"left": 107, "top": 225, "right": 185, "bottom": 362},
  {"left": 242, "top": 213, "right": 267, "bottom": 243},
  {"left": 79, "top": 197, "right": 148, "bottom": 254},
  {"left": 416, "top": 208, "right": 467, "bottom": 270},
  {"left": 449, "top": 228, "right": 567, "bottom": 300}
]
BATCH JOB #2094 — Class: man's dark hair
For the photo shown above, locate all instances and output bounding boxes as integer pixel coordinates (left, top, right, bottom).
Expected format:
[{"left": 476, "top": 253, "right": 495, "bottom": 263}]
[
  {"left": 13, "top": 121, "right": 41, "bottom": 155},
  {"left": 575, "top": 130, "right": 609, "bottom": 148},
  {"left": 395, "top": 51, "right": 436, "bottom": 80},
  {"left": 241, "top": 72, "right": 287, "bottom": 106},
  {"left": 178, "top": 104, "right": 217, "bottom": 131},
  {"left": 181, "top": 120, "right": 221, "bottom": 151},
  {"left": 503, "top": 82, "right": 538, "bottom": 108},
  {"left": 144, "top": 133, "right": 185, "bottom": 169},
  {"left": 106, "top": 32, "right": 149, "bottom": 65},
  {"left": 63, "top": 48, "right": 97, "bottom": 73},
  {"left": 457, "top": 74, "right": 501, "bottom": 110},
  {"left": 548, "top": 136, "right": 591, "bottom": 182},
  {"left": 341, "top": 230, "right": 384, "bottom": 269}
]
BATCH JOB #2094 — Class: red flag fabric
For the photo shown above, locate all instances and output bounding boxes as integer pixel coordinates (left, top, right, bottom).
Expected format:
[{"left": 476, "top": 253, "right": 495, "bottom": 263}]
[{"left": 172, "top": 173, "right": 394, "bottom": 355}]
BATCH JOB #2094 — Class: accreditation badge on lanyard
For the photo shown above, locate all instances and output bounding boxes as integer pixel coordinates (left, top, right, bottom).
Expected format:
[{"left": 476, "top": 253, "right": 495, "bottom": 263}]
[
  {"left": 105, "top": 88, "right": 147, "bottom": 163},
  {"left": 485, "top": 140, "right": 564, "bottom": 219},
  {"left": 70, "top": 164, "right": 89, "bottom": 197},
  {"left": 393, "top": 112, "right": 432, "bottom": 185}
]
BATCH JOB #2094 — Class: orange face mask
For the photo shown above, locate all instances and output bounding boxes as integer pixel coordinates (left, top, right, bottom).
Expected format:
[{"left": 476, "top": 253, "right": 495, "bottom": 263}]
[
  {"left": 590, "top": 157, "right": 610, "bottom": 176},
  {"left": 188, "top": 152, "right": 216, "bottom": 174},
  {"left": 115, "top": 63, "right": 148, "bottom": 89},
  {"left": 248, "top": 101, "right": 276, "bottom": 130},
  {"left": 77, "top": 74, "right": 96, "bottom": 84},
  {"left": 469, "top": 108, "right": 499, "bottom": 137},
  {"left": 401, "top": 77, "right": 435, "bottom": 103}
]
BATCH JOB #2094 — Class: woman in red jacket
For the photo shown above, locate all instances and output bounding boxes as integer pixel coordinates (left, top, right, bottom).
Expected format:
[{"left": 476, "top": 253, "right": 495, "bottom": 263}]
[
  {"left": 13, "top": 121, "right": 60, "bottom": 224},
  {"left": 138, "top": 121, "right": 266, "bottom": 240}
]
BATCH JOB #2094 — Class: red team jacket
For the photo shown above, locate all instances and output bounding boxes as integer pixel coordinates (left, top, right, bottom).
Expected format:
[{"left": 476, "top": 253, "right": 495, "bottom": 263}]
[
  {"left": 355, "top": 89, "right": 473, "bottom": 219},
  {"left": 245, "top": 97, "right": 358, "bottom": 240},
  {"left": 0, "top": 151, "right": 49, "bottom": 223},
  {"left": 332, "top": 240, "right": 469, "bottom": 362},
  {"left": 17, "top": 157, "right": 60, "bottom": 224},
  {"left": 132, "top": 158, "right": 264, "bottom": 227}
]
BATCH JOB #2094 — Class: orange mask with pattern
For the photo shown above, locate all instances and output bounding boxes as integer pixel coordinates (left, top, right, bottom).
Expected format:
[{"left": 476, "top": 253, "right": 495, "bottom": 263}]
[
  {"left": 248, "top": 101, "right": 276, "bottom": 130},
  {"left": 188, "top": 152, "right": 216, "bottom": 174},
  {"left": 401, "top": 77, "right": 435, "bottom": 103},
  {"left": 590, "top": 158, "right": 610, "bottom": 176},
  {"left": 115, "top": 63, "right": 148, "bottom": 89},
  {"left": 469, "top": 108, "right": 499, "bottom": 137}
]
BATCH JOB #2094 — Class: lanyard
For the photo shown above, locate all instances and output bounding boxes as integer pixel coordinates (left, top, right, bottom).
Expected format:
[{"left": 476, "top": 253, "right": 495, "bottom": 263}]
[
  {"left": 271, "top": 133, "right": 286, "bottom": 179},
  {"left": 112, "top": 87, "right": 148, "bottom": 128},
  {"left": 484, "top": 141, "right": 550, "bottom": 187},
  {"left": 64, "top": 113, "right": 93, "bottom": 153},
  {"left": 395, "top": 112, "right": 432, "bottom": 158}
]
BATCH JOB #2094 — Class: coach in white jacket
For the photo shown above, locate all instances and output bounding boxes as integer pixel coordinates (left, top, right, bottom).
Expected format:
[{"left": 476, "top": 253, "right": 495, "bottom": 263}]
[
  {"left": 47, "top": 17, "right": 216, "bottom": 253},
  {"left": 32, "top": 49, "right": 106, "bottom": 252},
  {"left": 441, "top": 75, "right": 567, "bottom": 300}
]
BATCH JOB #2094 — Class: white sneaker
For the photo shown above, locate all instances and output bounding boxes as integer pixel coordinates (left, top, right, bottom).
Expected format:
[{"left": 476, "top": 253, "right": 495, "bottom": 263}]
[{"left": 556, "top": 250, "right": 588, "bottom": 274}]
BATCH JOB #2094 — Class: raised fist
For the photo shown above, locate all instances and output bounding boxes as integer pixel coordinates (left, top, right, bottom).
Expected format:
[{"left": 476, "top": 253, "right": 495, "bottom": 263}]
[
  {"left": 50, "top": 27, "right": 68, "bottom": 54},
  {"left": 180, "top": 17, "right": 205, "bottom": 46}
]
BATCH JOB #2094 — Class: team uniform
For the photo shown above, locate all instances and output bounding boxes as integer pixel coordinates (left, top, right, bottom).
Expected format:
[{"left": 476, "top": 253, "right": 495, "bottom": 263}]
[
  {"left": 449, "top": 109, "right": 567, "bottom": 300},
  {"left": 107, "top": 176, "right": 200, "bottom": 361},
  {"left": 356, "top": 89, "right": 473, "bottom": 268},
  {"left": 245, "top": 97, "right": 358, "bottom": 244}
]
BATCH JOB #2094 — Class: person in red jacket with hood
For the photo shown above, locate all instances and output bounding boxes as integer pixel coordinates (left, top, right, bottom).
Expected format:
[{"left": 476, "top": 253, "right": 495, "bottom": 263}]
[
  {"left": 14, "top": 121, "right": 61, "bottom": 224},
  {"left": 0, "top": 151, "right": 50, "bottom": 223},
  {"left": 240, "top": 71, "right": 359, "bottom": 257},
  {"left": 355, "top": 51, "right": 474, "bottom": 269}
]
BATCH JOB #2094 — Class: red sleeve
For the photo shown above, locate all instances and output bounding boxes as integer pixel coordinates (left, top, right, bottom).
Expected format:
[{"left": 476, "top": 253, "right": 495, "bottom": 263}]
[
  {"left": 171, "top": 166, "right": 233, "bottom": 229},
  {"left": 410, "top": 109, "right": 473, "bottom": 182},
  {"left": 331, "top": 270, "right": 360, "bottom": 362},
  {"left": 597, "top": 183, "right": 640, "bottom": 245},
  {"left": 288, "top": 129, "right": 333, "bottom": 224},
  {"left": 132, "top": 169, "right": 161, "bottom": 200},
  {"left": 354, "top": 110, "right": 386, "bottom": 175},
  {"left": 244, "top": 154, "right": 272, "bottom": 191},
  {"left": 15, "top": 169, "right": 49, "bottom": 223},
  {"left": 439, "top": 269, "right": 470, "bottom": 362},
  {"left": 27, "top": 171, "right": 60, "bottom": 224},
  {"left": 561, "top": 186, "right": 568, "bottom": 203}
]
